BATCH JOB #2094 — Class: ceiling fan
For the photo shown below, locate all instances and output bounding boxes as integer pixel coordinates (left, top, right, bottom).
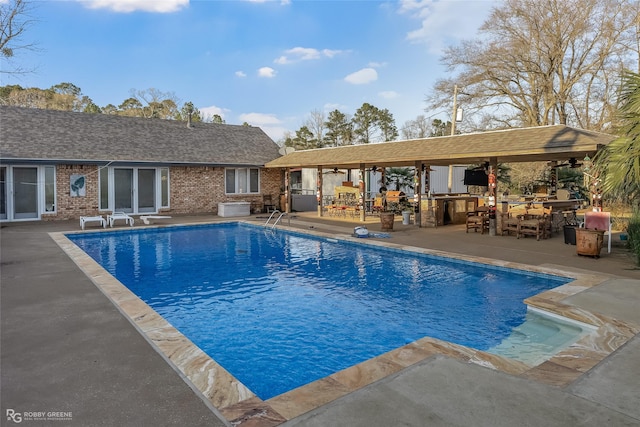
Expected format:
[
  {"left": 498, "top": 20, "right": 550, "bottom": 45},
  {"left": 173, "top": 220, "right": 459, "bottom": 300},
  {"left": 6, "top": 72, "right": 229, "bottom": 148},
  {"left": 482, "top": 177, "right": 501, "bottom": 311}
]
[
  {"left": 469, "top": 162, "right": 490, "bottom": 171},
  {"left": 323, "top": 167, "right": 345, "bottom": 175},
  {"left": 556, "top": 157, "right": 582, "bottom": 168}
]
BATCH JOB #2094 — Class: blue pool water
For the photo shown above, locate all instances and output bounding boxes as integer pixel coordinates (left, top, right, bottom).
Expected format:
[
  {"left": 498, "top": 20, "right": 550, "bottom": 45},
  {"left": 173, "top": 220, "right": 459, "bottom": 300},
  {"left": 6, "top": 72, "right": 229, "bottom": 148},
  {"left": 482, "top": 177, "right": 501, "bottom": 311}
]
[{"left": 68, "top": 223, "right": 571, "bottom": 400}]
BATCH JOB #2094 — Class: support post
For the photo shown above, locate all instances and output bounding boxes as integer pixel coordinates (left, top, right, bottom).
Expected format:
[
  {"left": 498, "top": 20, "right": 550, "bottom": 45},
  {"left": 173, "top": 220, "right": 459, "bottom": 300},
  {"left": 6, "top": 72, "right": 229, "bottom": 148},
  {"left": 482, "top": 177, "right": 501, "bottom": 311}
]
[
  {"left": 414, "top": 160, "right": 422, "bottom": 227},
  {"left": 284, "top": 168, "right": 291, "bottom": 213},
  {"left": 359, "top": 163, "right": 366, "bottom": 222},
  {"left": 448, "top": 84, "right": 458, "bottom": 193},
  {"left": 317, "top": 166, "right": 323, "bottom": 217},
  {"left": 488, "top": 157, "right": 498, "bottom": 236}
]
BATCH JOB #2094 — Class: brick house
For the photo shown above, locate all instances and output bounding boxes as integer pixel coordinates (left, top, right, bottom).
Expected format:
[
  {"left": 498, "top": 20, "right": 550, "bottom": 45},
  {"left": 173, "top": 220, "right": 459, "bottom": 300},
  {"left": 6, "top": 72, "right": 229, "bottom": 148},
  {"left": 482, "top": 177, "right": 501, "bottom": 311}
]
[{"left": 0, "top": 106, "right": 283, "bottom": 222}]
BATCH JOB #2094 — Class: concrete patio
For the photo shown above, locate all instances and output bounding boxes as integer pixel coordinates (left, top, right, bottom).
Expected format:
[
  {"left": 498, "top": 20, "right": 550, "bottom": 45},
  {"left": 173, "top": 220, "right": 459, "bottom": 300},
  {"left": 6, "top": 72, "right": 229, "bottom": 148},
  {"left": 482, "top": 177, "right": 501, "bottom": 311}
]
[{"left": 1, "top": 215, "right": 639, "bottom": 426}]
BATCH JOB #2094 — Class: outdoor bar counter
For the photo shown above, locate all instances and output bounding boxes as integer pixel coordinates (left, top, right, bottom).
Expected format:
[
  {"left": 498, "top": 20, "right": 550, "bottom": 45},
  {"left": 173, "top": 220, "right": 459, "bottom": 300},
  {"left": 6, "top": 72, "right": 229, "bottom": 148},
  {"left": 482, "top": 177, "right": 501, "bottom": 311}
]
[{"left": 420, "top": 195, "right": 480, "bottom": 227}]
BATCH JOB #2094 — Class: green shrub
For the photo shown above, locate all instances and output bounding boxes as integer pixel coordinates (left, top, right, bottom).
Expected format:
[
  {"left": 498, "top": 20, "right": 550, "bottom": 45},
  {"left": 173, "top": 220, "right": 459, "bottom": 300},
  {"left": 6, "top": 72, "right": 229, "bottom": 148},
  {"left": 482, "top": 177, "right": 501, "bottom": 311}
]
[{"left": 626, "top": 209, "right": 640, "bottom": 266}]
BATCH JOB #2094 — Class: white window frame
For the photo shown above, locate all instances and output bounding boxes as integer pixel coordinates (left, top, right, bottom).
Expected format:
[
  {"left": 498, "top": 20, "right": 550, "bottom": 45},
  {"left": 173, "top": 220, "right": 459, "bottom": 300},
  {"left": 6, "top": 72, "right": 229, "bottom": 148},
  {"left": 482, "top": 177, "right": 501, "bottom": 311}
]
[
  {"left": 98, "top": 166, "right": 168, "bottom": 213},
  {"left": 160, "top": 167, "right": 170, "bottom": 208},
  {"left": 225, "top": 167, "right": 260, "bottom": 194},
  {"left": 0, "top": 164, "right": 56, "bottom": 221},
  {"left": 43, "top": 165, "right": 56, "bottom": 213}
]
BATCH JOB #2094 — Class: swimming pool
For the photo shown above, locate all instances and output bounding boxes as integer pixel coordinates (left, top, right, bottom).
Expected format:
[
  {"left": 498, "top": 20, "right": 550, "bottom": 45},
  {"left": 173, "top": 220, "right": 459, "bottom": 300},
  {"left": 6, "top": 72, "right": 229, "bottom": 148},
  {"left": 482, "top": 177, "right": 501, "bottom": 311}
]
[{"left": 68, "top": 222, "right": 574, "bottom": 400}]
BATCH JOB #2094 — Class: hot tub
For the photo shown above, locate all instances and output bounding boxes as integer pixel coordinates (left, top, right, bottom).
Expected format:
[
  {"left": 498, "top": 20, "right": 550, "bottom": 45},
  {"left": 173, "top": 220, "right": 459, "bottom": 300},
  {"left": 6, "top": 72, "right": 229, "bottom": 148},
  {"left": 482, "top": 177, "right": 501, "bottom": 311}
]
[{"left": 218, "top": 201, "right": 251, "bottom": 217}]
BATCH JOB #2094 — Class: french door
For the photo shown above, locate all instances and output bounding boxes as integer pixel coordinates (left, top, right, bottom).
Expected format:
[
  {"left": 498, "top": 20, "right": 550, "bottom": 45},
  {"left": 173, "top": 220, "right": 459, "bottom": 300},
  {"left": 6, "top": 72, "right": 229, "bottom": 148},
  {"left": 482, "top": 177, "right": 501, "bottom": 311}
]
[
  {"left": 0, "top": 167, "right": 6, "bottom": 220},
  {"left": 112, "top": 168, "right": 157, "bottom": 214},
  {"left": 0, "top": 166, "right": 40, "bottom": 221}
]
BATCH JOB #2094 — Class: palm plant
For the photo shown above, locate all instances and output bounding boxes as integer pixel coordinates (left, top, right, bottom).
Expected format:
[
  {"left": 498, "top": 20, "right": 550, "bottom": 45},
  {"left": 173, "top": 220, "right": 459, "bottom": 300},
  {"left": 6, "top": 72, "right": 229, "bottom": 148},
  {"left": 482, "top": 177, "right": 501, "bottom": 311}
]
[
  {"left": 594, "top": 70, "right": 640, "bottom": 265},
  {"left": 383, "top": 167, "right": 415, "bottom": 191},
  {"left": 593, "top": 71, "right": 640, "bottom": 207}
]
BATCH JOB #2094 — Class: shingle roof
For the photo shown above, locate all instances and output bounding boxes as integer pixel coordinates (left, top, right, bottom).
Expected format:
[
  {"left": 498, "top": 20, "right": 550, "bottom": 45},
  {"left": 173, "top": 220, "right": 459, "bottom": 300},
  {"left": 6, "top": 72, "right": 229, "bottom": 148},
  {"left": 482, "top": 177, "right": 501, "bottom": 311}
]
[
  {"left": 0, "top": 106, "right": 281, "bottom": 166},
  {"left": 265, "top": 125, "right": 615, "bottom": 169}
]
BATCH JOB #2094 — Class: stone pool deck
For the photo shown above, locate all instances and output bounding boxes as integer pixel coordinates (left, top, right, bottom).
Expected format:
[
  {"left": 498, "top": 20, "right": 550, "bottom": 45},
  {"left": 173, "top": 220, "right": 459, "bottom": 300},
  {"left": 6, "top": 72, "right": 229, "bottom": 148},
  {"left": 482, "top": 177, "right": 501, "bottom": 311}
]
[{"left": 1, "top": 215, "right": 639, "bottom": 426}]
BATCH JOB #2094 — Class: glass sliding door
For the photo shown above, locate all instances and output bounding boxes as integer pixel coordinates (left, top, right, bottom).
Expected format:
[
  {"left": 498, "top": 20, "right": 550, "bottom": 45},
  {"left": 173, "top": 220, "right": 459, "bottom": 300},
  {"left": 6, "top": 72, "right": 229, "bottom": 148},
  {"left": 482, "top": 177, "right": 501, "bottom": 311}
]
[
  {"left": 137, "top": 169, "right": 156, "bottom": 213},
  {"left": 114, "top": 168, "right": 133, "bottom": 213},
  {"left": 0, "top": 167, "right": 6, "bottom": 220},
  {"left": 13, "top": 167, "right": 38, "bottom": 219}
]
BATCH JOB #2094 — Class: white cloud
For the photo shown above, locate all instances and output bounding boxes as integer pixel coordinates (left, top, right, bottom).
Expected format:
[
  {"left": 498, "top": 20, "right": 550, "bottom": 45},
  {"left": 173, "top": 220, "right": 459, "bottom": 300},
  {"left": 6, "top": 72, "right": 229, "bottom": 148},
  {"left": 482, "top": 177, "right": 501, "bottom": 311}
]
[
  {"left": 199, "top": 105, "right": 228, "bottom": 121},
  {"left": 238, "top": 112, "right": 282, "bottom": 126},
  {"left": 324, "top": 102, "right": 348, "bottom": 112},
  {"left": 398, "top": 0, "right": 496, "bottom": 54},
  {"left": 379, "top": 91, "right": 399, "bottom": 99},
  {"left": 247, "top": 0, "right": 291, "bottom": 5},
  {"left": 235, "top": 70, "right": 247, "bottom": 78},
  {"left": 344, "top": 68, "right": 378, "bottom": 85},
  {"left": 274, "top": 47, "right": 346, "bottom": 64},
  {"left": 260, "top": 125, "right": 290, "bottom": 142},
  {"left": 238, "top": 112, "right": 287, "bottom": 141},
  {"left": 258, "top": 67, "right": 277, "bottom": 78},
  {"left": 322, "top": 49, "right": 342, "bottom": 58},
  {"left": 80, "top": 0, "right": 189, "bottom": 13},
  {"left": 368, "top": 61, "right": 387, "bottom": 68}
]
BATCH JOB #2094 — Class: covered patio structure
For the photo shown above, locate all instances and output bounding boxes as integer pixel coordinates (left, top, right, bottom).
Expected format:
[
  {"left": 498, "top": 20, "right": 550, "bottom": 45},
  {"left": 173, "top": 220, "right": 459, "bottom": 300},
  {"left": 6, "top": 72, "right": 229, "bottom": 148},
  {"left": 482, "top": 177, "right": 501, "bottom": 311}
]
[{"left": 265, "top": 124, "right": 615, "bottom": 228}]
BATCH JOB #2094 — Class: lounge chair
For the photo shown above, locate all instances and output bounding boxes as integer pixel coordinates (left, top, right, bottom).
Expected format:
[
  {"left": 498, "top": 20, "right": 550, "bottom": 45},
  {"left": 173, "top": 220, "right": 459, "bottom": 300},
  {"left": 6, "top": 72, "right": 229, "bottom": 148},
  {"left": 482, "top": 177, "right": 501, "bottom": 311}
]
[
  {"left": 107, "top": 211, "right": 134, "bottom": 227},
  {"left": 140, "top": 215, "right": 172, "bottom": 225},
  {"left": 80, "top": 215, "right": 106, "bottom": 230}
]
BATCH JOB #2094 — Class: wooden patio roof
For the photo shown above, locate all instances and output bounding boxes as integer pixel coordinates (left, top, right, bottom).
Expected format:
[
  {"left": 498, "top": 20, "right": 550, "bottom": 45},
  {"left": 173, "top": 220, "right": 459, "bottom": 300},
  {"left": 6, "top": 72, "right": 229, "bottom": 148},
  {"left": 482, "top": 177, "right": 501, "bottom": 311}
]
[{"left": 265, "top": 125, "right": 615, "bottom": 169}]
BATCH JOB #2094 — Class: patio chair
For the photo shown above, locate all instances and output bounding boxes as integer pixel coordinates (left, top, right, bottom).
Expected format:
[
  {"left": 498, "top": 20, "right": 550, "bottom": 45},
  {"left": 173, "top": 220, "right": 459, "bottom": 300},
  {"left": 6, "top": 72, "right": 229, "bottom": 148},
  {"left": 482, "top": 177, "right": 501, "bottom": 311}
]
[
  {"left": 107, "top": 211, "right": 134, "bottom": 227},
  {"left": 466, "top": 206, "right": 490, "bottom": 234},
  {"left": 501, "top": 204, "right": 528, "bottom": 236},
  {"left": 263, "top": 194, "right": 276, "bottom": 213},
  {"left": 371, "top": 196, "right": 384, "bottom": 216},
  {"left": 584, "top": 211, "right": 612, "bottom": 254},
  {"left": 517, "top": 207, "right": 551, "bottom": 240}
]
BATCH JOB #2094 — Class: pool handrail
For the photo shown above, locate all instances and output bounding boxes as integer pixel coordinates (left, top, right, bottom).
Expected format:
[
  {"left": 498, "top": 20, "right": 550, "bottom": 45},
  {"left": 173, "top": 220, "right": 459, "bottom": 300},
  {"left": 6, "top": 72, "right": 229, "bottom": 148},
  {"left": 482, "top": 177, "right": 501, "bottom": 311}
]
[{"left": 264, "top": 210, "right": 289, "bottom": 229}]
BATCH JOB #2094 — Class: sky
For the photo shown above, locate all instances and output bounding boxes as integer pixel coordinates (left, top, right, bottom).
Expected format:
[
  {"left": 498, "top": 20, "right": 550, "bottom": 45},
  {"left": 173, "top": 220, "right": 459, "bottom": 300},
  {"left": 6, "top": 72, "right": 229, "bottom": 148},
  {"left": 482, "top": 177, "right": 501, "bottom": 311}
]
[{"left": 1, "top": 0, "right": 498, "bottom": 142}]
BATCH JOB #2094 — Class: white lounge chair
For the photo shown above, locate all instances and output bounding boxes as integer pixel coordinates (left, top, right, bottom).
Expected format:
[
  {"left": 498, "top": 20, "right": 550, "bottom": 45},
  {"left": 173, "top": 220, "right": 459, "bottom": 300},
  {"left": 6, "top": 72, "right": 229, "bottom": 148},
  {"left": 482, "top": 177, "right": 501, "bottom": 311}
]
[
  {"left": 140, "top": 215, "right": 172, "bottom": 225},
  {"left": 107, "top": 211, "right": 134, "bottom": 227},
  {"left": 80, "top": 215, "right": 106, "bottom": 230}
]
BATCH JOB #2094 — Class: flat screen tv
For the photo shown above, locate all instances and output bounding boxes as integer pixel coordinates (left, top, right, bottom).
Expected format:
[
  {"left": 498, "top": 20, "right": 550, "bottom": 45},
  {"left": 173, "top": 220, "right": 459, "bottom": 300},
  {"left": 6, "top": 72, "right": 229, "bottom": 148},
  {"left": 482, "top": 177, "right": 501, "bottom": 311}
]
[{"left": 464, "top": 169, "right": 488, "bottom": 186}]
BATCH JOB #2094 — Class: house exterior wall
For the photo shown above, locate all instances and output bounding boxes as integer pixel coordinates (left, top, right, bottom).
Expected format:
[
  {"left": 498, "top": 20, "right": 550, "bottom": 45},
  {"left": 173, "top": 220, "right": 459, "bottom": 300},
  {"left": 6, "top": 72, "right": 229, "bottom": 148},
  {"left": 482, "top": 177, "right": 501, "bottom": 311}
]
[
  {"left": 40, "top": 164, "right": 282, "bottom": 221},
  {"left": 43, "top": 165, "right": 101, "bottom": 221}
]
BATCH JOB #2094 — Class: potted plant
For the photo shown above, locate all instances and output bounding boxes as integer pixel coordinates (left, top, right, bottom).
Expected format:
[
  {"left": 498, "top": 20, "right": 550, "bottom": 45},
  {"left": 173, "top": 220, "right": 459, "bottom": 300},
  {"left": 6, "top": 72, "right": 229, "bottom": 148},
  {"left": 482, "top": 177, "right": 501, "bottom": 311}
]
[
  {"left": 378, "top": 188, "right": 395, "bottom": 231},
  {"left": 379, "top": 210, "right": 395, "bottom": 231}
]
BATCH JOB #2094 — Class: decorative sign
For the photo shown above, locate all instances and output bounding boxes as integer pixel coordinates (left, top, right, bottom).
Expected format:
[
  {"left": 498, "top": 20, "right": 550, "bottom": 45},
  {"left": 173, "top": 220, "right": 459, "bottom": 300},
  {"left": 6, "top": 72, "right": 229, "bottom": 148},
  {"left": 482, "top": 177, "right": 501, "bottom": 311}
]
[{"left": 70, "top": 174, "right": 86, "bottom": 197}]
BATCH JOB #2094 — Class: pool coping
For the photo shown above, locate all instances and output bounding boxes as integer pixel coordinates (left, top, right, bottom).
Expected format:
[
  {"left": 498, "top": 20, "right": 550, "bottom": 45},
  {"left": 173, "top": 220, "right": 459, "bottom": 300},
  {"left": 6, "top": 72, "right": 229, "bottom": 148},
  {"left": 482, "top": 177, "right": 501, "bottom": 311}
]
[{"left": 50, "top": 221, "right": 640, "bottom": 427}]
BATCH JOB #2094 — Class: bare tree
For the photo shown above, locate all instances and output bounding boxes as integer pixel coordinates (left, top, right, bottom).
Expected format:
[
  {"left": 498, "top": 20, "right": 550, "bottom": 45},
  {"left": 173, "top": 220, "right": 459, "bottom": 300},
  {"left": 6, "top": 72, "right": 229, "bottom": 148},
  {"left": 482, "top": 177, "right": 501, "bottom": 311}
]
[
  {"left": 401, "top": 115, "right": 432, "bottom": 139},
  {"left": 304, "top": 109, "right": 326, "bottom": 148},
  {"left": 130, "top": 88, "right": 180, "bottom": 119},
  {"left": 0, "top": 0, "right": 38, "bottom": 75},
  {"left": 427, "top": 0, "right": 639, "bottom": 131}
]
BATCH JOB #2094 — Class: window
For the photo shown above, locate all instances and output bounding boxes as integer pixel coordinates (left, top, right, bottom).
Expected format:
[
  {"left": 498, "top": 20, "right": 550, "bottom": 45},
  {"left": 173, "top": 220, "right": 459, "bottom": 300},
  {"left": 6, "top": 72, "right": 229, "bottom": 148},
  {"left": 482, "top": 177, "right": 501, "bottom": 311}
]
[
  {"left": 99, "top": 167, "right": 109, "bottom": 210},
  {"left": 44, "top": 166, "right": 56, "bottom": 212},
  {"left": 160, "top": 167, "right": 169, "bottom": 208},
  {"left": 225, "top": 168, "right": 260, "bottom": 194}
]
